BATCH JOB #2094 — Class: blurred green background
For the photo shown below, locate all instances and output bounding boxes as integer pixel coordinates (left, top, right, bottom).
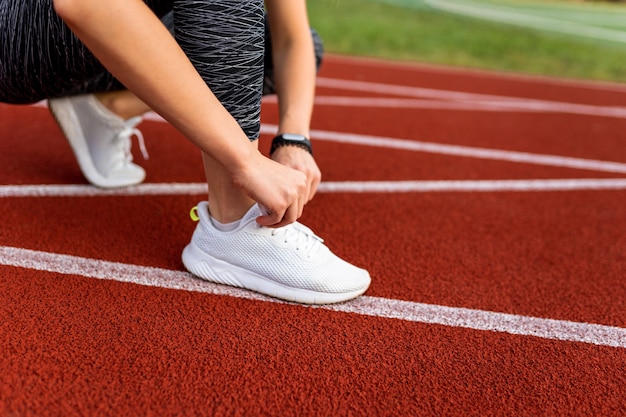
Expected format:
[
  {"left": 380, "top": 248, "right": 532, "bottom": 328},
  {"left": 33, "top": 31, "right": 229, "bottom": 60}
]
[{"left": 307, "top": 0, "right": 626, "bottom": 83}]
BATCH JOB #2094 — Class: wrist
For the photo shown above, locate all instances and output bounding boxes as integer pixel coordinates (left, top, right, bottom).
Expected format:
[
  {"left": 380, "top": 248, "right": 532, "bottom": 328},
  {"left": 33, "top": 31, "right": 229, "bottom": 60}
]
[{"left": 269, "top": 133, "right": 313, "bottom": 156}]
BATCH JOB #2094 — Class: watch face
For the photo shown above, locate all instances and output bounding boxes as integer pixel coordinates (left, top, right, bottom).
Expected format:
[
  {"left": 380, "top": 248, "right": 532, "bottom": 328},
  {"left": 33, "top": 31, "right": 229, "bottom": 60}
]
[{"left": 281, "top": 133, "right": 307, "bottom": 141}]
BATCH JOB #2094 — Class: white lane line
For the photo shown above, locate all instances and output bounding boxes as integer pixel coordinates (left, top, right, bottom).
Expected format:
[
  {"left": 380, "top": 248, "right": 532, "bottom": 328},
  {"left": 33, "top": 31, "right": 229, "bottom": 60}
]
[
  {"left": 1, "top": 245, "right": 624, "bottom": 349},
  {"left": 310, "top": 96, "right": 541, "bottom": 112},
  {"left": 38, "top": 78, "right": 626, "bottom": 119},
  {"left": 315, "top": 78, "right": 626, "bottom": 119},
  {"left": 318, "top": 77, "right": 555, "bottom": 102},
  {"left": 266, "top": 94, "right": 537, "bottom": 113},
  {"left": 326, "top": 54, "right": 626, "bottom": 93},
  {"left": 2, "top": 178, "right": 626, "bottom": 198},
  {"left": 310, "top": 95, "right": 626, "bottom": 118},
  {"left": 318, "top": 178, "right": 626, "bottom": 193},
  {"left": 143, "top": 120, "right": 626, "bottom": 175},
  {"left": 423, "top": 0, "right": 626, "bottom": 44},
  {"left": 0, "top": 183, "right": 207, "bottom": 198},
  {"left": 296, "top": 126, "right": 626, "bottom": 175}
]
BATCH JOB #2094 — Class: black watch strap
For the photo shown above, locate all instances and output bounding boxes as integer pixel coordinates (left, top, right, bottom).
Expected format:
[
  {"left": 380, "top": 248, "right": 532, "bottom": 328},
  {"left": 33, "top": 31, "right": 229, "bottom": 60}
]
[{"left": 269, "top": 133, "right": 313, "bottom": 156}]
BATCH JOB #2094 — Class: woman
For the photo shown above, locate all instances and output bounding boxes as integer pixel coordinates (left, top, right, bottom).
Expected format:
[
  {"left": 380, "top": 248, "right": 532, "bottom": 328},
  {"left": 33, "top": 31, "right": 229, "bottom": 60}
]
[{"left": 0, "top": 0, "right": 370, "bottom": 304}]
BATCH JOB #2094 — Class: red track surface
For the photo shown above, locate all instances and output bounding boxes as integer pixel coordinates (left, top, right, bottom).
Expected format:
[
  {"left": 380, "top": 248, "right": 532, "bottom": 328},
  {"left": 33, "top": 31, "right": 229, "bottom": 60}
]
[{"left": 1, "top": 55, "right": 626, "bottom": 416}]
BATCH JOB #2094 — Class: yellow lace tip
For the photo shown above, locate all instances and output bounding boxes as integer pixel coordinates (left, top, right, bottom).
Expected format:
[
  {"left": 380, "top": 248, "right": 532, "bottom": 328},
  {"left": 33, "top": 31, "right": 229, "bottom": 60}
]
[{"left": 190, "top": 206, "right": 200, "bottom": 222}]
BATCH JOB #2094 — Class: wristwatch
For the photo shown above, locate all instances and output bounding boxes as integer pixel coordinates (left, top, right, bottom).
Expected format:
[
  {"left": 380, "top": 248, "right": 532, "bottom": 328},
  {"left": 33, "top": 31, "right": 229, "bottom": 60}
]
[{"left": 269, "top": 133, "right": 313, "bottom": 156}]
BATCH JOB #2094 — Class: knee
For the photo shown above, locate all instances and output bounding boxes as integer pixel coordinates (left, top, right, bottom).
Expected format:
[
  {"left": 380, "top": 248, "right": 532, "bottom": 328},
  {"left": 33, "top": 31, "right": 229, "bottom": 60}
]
[{"left": 52, "top": 0, "right": 83, "bottom": 24}]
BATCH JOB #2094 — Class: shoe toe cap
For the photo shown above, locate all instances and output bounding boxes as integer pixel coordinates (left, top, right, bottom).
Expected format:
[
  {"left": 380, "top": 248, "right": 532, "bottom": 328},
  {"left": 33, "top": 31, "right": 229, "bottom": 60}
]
[
  {"left": 314, "top": 258, "right": 371, "bottom": 294},
  {"left": 101, "top": 163, "right": 146, "bottom": 187}
]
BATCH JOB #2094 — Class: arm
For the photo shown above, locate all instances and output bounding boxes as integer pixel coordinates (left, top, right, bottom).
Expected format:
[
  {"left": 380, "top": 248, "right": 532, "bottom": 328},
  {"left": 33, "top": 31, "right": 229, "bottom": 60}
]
[
  {"left": 53, "top": 0, "right": 307, "bottom": 225},
  {"left": 265, "top": 0, "right": 321, "bottom": 202}
]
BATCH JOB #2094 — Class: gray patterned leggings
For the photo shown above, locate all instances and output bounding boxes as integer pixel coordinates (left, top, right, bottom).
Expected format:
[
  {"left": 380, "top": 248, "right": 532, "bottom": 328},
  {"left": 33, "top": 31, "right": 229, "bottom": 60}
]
[{"left": 0, "top": 0, "right": 323, "bottom": 140}]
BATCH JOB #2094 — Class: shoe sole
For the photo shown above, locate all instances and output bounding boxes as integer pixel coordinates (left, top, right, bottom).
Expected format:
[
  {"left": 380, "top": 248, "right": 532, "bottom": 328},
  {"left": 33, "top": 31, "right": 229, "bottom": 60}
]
[
  {"left": 182, "top": 240, "right": 368, "bottom": 305},
  {"left": 48, "top": 98, "right": 145, "bottom": 189}
]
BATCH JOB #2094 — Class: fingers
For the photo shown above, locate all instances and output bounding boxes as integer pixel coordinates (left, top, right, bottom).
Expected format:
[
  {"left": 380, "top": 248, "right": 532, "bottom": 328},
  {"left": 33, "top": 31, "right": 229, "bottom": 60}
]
[
  {"left": 255, "top": 193, "right": 305, "bottom": 227},
  {"left": 271, "top": 146, "right": 321, "bottom": 202},
  {"left": 307, "top": 170, "right": 321, "bottom": 202},
  {"left": 233, "top": 149, "right": 311, "bottom": 228},
  {"left": 294, "top": 154, "right": 319, "bottom": 202},
  {"left": 236, "top": 153, "right": 307, "bottom": 228}
]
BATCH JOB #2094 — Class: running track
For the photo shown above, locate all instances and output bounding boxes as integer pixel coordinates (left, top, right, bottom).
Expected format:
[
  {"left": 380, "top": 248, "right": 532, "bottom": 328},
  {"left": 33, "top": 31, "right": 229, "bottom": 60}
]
[{"left": 1, "top": 55, "right": 625, "bottom": 416}]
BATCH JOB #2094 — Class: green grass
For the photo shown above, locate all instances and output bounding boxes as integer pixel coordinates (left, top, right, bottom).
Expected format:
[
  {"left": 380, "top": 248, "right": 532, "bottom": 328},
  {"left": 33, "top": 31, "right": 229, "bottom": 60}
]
[{"left": 307, "top": 0, "right": 626, "bottom": 83}]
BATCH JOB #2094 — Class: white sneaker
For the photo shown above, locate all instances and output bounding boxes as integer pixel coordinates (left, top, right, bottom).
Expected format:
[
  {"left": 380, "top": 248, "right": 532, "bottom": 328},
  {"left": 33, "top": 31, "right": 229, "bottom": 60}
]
[
  {"left": 48, "top": 94, "right": 148, "bottom": 188},
  {"left": 182, "top": 202, "right": 371, "bottom": 304}
]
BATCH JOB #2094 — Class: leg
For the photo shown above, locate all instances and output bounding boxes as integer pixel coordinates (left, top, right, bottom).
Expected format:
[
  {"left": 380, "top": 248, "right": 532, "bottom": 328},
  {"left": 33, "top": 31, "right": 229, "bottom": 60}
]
[
  {"left": 263, "top": 24, "right": 325, "bottom": 96},
  {"left": 174, "top": 0, "right": 265, "bottom": 222},
  {"left": 53, "top": 6, "right": 174, "bottom": 188},
  {"left": 174, "top": 0, "right": 370, "bottom": 303},
  {"left": 94, "top": 90, "right": 152, "bottom": 120},
  {"left": 0, "top": 0, "right": 170, "bottom": 103},
  {"left": 91, "top": 11, "right": 325, "bottom": 119},
  {"left": 0, "top": 0, "right": 174, "bottom": 187},
  {"left": 0, "top": 0, "right": 99, "bottom": 104}
]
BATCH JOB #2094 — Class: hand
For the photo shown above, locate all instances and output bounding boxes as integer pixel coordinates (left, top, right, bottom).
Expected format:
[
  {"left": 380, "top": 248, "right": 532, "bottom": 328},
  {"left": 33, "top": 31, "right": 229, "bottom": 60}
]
[
  {"left": 270, "top": 145, "right": 321, "bottom": 203},
  {"left": 233, "top": 151, "right": 308, "bottom": 228}
]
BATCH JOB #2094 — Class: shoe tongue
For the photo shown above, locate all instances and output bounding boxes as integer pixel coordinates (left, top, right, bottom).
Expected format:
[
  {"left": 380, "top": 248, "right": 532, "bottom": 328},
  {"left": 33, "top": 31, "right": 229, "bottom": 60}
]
[
  {"left": 241, "top": 203, "right": 264, "bottom": 224},
  {"left": 125, "top": 116, "right": 143, "bottom": 129}
]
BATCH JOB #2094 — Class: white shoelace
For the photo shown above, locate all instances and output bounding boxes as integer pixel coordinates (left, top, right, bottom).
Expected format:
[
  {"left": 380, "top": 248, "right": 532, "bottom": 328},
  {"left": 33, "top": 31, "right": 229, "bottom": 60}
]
[
  {"left": 115, "top": 124, "right": 149, "bottom": 162},
  {"left": 271, "top": 222, "right": 325, "bottom": 257}
]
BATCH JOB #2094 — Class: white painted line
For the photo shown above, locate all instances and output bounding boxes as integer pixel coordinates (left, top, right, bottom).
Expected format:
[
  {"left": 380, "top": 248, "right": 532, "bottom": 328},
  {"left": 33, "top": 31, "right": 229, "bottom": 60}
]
[
  {"left": 1, "top": 245, "right": 624, "bottom": 349},
  {"left": 311, "top": 94, "right": 626, "bottom": 118},
  {"left": 296, "top": 126, "right": 626, "bottom": 175},
  {"left": 317, "top": 77, "right": 551, "bottom": 102},
  {"left": 423, "top": 0, "right": 626, "bottom": 44},
  {"left": 311, "top": 96, "right": 537, "bottom": 112},
  {"left": 325, "top": 54, "right": 626, "bottom": 93},
  {"left": 318, "top": 178, "right": 626, "bottom": 193},
  {"left": 315, "top": 78, "right": 626, "bottom": 119},
  {"left": 145, "top": 120, "right": 626, "bottom": 175},
  {"left": 113, "top": 118, "right": 626, "bottom": 175},
  {"left": 37, "top": 79, "right": 626, "bottom": 119},
  {"left": 2, "top": 178, "right": 626, "bottom": 198},
  {"left": 0, "top": 183, "right": 207, "bottom": 198},
  {"left": 0, "top": 245, "right": 267, "bottom": 301},
  {"left": 324, "top": 297, "right": 626, "bottom": 349}
]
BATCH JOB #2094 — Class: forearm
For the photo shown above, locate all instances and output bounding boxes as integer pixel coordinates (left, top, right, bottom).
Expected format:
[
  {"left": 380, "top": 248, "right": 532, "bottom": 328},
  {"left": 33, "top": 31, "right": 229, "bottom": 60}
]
[
  {"left": 53, "top": 0, "right": 254, "bottom": 173},
  {"left": 266, "top": 1, "right": 316, "bottom": 137},
  {"left": 273, "top": 41, "right": 316, "bottom": 137}
]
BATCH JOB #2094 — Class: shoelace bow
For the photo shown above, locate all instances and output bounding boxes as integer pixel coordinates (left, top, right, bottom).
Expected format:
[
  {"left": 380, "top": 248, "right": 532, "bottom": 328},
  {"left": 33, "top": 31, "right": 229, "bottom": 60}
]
[
  {"left": 116, "top": 124, "right": 149, "bottom": 162},
  {"left": 271, "top": 223, "right": 324, "bottom": 257}
]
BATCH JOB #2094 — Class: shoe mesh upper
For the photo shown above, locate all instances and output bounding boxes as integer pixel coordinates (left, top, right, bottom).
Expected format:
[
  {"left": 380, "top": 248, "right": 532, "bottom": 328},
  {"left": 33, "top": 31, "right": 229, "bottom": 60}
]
[
  {"left": 48, "top": 95, "right": 147, "bottom": 188},
  {"left": 191, "top": 203, "right": 370, "bottom": 293}
]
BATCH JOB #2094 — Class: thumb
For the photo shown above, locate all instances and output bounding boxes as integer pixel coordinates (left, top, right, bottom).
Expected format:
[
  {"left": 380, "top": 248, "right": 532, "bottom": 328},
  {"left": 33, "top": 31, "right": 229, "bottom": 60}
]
[{"left": 255, "top": 204, "right": 281, "bottom": 227}]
